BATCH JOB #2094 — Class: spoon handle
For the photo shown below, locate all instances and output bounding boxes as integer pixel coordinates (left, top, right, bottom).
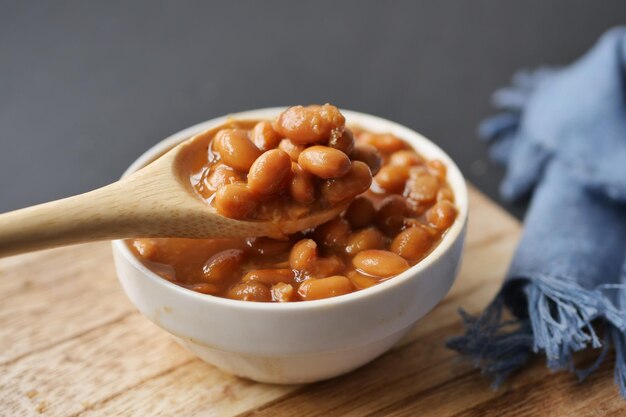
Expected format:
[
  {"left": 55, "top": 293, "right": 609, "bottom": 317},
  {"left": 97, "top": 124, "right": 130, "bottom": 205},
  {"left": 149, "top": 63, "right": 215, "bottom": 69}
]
[
  {"left": 0, "top": 143, "right": 339, "bottom": 258},
  {"left": 0, "top": 153, "right": 279, "bottom": 258},
  {"left": 0, "top": 153, "right": 213, "bottom": 257},
  {"left": 0, "top": 180, "right": 152, "bottom": 257}
]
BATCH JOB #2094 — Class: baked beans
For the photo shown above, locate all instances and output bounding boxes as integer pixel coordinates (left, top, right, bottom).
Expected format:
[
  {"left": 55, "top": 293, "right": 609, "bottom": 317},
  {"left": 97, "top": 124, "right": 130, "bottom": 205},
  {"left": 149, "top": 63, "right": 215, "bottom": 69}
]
[
  {"left": 130, "top": 104, "right": 458, "bottom": 302},
  {"left": 191, "top": 104, "right": 372, "bottom": 221}
]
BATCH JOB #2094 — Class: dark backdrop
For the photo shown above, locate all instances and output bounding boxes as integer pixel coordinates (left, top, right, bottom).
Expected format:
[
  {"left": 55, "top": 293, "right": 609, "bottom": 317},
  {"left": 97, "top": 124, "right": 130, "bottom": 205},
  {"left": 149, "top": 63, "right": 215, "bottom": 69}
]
[{"left": 2, "top": 1, "right": 625, "bottom": 217}]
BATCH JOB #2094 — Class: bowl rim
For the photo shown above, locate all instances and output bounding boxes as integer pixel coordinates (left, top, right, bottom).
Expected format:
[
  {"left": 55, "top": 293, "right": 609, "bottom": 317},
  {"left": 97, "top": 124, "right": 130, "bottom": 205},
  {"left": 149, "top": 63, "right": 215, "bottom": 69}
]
[{"left": 112, "top": 107, "right": 468, "bottom": 311}]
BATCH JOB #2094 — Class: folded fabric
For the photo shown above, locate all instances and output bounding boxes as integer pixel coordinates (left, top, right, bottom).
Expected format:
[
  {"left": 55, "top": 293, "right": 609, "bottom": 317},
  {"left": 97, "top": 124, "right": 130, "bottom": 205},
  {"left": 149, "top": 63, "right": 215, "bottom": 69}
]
[{"left": 447, "top": 27, "right": 626, "bottom": 397}]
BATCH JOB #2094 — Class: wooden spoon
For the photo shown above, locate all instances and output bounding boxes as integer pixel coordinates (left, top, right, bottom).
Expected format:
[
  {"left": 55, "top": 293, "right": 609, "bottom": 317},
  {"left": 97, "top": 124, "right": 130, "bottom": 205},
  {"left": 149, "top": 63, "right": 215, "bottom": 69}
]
[{"left": 0, "top": 133, "right": 347, "bottom": 258}]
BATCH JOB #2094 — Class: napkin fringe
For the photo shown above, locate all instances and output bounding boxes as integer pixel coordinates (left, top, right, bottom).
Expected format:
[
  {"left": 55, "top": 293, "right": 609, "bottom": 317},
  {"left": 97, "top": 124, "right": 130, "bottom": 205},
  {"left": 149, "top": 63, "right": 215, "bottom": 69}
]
[
  {"left": 613, "top": 327, "right": 626, "bottom": 397},
  {"left": 446, "top": 298, "right": 534, "bottom": 387},
  {"left": 447, "top": 277, "right": 626, "bottom": 396}
]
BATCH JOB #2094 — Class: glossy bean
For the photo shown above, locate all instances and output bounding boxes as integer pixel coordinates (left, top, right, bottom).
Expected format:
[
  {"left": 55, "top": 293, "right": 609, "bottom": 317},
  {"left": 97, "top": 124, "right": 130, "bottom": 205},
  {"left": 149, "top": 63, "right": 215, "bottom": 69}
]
[
  {"left": 213, "top": 183, "right": 258, "bottom": 219},
  {"left": 437, "top": 185, "right": 454, "bottom": 202},
  {"left": 131, "top": 238, "right": 159, "bottom": 260},
  {"left": 297, "top": 276, "right": 353, "bottom": 300},
  {"left": 313, "top": 217, "right": 351, "bottom": 249},
  {"left": 289, "top": 239, "right": 318, "bottom": 271},
  {"left": 328, "top": 128, "right": 355, "bottom": 155},
  {"left": 278, "top": 138, "right": 306, "bottom": 161},
  {"left": 406, "top": 172, "right": 439, "bottom": 204},
  {"left": 202, "top": 249, "right": 245, "bottom": 282},
  {"left": 320, "top": 161, "right": 372, "bottom": 204},
  {"left": 289, "top": 163, "right": 316, "bottom": 204},
  {"left": 243, "top": 269, "right": 295, "bottom": 285},
  {"left": 213, "top": 128, "right": 262, "bottom": 172},
  {"left": 391, "top": 226, "right": 433, "bottom": 261},
  {"left": 344, "top": 197, "right": 376, "bottom": 229},
  {"left": 351, "top": 144, "right": 382, "bottom": 175},
  {"left": 187, "top": 283, "right": 220, "bottom": 295},
  {"left": 247, "top": 149, "right": 292, "bottom": 196},
  {"left": 374, "top": 165, "right": 410, "bottom": 194},
  {"left": 203, "top": 163, "right": 244, "bottom": 192},
  {"left": 251, "top": 121, "right": 282, "bottom": 151},
  {"left": 347, "top": 270, "right": 379, "bottom": 289},
  {"left": 228, "top": 282, "right": 271, "bottom": 302},
  {"left": 311, "top": 255, "right": 345, "bottom": 277},
  {"left": 273, "top": 104, "right": 345, "bottom": 144},
  {"left": 427, "top": 159, "right": 447, "bottom": 180},
  {"left": 389, "top": 150, "right": 424, "bottom": 166},
  {"left": 271, "top": 282, "right": 295, "bottom": 302},
  {"left": 361, "top": 132, "right": 408, "bottom": 154},
  {"left": 426, "top": 201, "right": 457, "bottom": 230},
  {"left": 298, "top": 146, "right": 351, "bottom": 179},
  {"left": 345, "top": 227, "right": 388, "bottom": 255},
  {"left": 352, "top": 250, "right": 410, "bottom": 278},
  {"left": 377, "top": 195, "right": 410, "bottom": 236}
]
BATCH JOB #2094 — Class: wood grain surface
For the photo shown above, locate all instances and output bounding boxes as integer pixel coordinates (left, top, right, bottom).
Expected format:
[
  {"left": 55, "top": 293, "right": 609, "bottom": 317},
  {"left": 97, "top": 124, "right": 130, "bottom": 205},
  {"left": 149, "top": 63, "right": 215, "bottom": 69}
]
[{"left": 1, "top": 186, "right": 623, "bottom": 416}]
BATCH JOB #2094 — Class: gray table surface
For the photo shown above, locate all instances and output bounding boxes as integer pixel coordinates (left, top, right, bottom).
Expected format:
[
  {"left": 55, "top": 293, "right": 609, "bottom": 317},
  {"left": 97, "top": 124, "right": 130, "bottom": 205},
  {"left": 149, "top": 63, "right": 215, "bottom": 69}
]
[{"left": 2, "top": 1, "right": 625, "bottom": 219}]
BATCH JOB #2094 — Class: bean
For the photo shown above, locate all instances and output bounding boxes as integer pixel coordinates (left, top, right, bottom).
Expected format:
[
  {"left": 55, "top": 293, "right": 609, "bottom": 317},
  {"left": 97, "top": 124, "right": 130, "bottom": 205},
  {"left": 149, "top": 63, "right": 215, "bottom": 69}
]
[
  {"left": 328, "top": 128, "right": 355, "bottom": 155},
  {"left": 187, "top": 283, "right": 220, "bottom": 295},
  {"left": 436, "top": 185, "right": 454, "bottom": 202},
  {"left": 243, "top": 269, "right": 295, "bottom": 285},
  {"left": 131, "top": 238, "right": 158, "bottom": 260},
  {"left": 321, "top": 161, "right": 373, "bottom": 204},
  {"left": 391, "top": 226, "right": 433, "bottom": 261},
  {"left": 345, "top": 227, "right": 388, "bottom": 255},
  {"left": 288, "top": 239, "right": 344, "bottom": 276},
  {"left": 289, "top": 239, "right": 318, "bottom": 270},
  {"left": 405, "top": 219, "right": 440, "bottom": 237},
  {"left": 202, "top": 249, "right": 245, "bottom": 282},
  {"left": 228, "top": 282, "right": 271, "bottom": 302},
  {"left": 213, "top": 129, "right": 262, "bottom": 172},
  {"left": 271, "top": 282, "right": 295, "bottom": 302},
  {"left": 278, "top": 138, "right": 306, "bottom": 161},
  {"left": 247, "top": 149, "right": 292, "bottom": 196},
  {"left": 361, "top": 132, "right": 408, "bottom": 154},
  {"left": 289, "top": 163, "right": 315, "bottom": 204},
  {"left": 245, "top": 237, "right": 292, "bottom": 256},
  {"left": 374, "top": 165, "right": 410, "bottom": 194},
  {"left": 344, "top": 197, "right": 376, "bottom": 229},
  {"left": 313, "top": 217, "right": 351, "bottom": 249},
  {"left": 426, "top": 201, "right": 457, "bottom": 230},
  {"left": 351, "top": 144, "right": 382, "bottom": 175},
  {"left": 311, "top": 255, "right": 345, "bottom": 277},
  {"left": 298, "top": 276, "right": 353, "bottom": 301},
  {"left": 298, "top": 146, "right": 351, "bottom": 179},
  {"left": 273, "top": 104, "right": 345, "bottom": 144},
  {"left": 390, "top": 150, "right": 424, "bottom": 166},
  {"left": 347, "top": 271, "right": 379, "bottom": 289},
  {"left": 427, "top": 159, "right": 447, "bottom": 180},
  {"left": 406, "top": 172, "right": 439, "bottom": 204},
  {"left": 251, "top": 121, "right": 281, "bottom": 151},
  {"left": 408, "top": 165, "right": 428, "bottom": 177},
  {"left": 213, "top": 183, "right": 258, "bottom": 219},
  {"left": 377, "top": 195, "right": 410, "bottom": 236},
  {"left": 352, "top": 250, "right": 410, "bottom": 278},
  {"left": 203, "top": 163, "right": 244, "bottom": 192},
  {"left": 153, "top": 265, "right": 176, "bottom": 282}
]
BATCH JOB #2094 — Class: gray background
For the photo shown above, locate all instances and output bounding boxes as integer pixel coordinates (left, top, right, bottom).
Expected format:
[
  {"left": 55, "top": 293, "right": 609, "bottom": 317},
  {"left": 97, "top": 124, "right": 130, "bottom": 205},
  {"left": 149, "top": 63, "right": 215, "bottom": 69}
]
[{"left": 2, "top": 1, "right": 625, "bottom": 218}]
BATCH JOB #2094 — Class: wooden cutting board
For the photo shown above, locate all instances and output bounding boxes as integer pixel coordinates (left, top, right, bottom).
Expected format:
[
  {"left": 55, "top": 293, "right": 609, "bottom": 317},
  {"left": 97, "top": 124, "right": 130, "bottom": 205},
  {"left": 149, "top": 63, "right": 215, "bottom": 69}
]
[{"left": 1, "top": 185, "right": 623, "bottom": 416}]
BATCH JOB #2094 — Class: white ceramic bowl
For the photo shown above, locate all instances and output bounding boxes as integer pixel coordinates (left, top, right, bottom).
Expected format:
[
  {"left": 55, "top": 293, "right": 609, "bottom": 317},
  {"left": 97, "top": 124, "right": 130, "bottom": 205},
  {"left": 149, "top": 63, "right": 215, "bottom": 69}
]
[{"left": 112, "top": 108, "right": 468, "bottom": 384}]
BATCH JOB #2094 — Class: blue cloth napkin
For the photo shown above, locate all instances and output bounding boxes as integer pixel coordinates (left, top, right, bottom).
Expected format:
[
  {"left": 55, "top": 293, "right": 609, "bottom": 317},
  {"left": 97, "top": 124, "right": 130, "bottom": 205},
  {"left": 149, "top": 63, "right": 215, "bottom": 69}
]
[{"left": 447, "top": 27, "right": 626, "bottom": 397}]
